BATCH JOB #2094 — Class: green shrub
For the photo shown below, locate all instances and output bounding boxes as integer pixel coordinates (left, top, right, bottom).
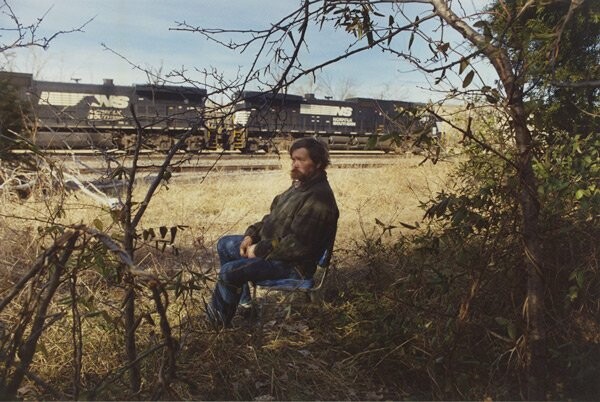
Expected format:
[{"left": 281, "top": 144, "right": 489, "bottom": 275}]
[{"left": 340, "top": 129, "right": 599, "bottom": 399}]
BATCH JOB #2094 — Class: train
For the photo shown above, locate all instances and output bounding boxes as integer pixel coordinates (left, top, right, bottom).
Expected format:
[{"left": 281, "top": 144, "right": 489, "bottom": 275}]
[
  {"left": 230, "top": 91, "right": 439, "bottom": 153},
  {"left": 0, "top": 71, "right": 439, "bottom": 153},
  {"left": 0, "top": 71, "right": 208, "bottom": 152}
]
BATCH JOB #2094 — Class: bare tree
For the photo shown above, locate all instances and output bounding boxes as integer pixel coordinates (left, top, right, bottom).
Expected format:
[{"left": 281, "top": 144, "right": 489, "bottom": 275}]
[{"left": 317, "top": 73, "right": 357, "bottom": 100}]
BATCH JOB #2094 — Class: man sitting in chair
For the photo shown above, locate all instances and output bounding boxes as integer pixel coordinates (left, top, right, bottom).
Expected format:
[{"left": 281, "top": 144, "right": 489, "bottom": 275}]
[{"left": 207, "top": 137, "right": 339, "bottom": 328}]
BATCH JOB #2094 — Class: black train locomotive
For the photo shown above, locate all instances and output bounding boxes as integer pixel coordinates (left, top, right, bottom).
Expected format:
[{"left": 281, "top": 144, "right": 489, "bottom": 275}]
[
  {"left": 1, "top": 71, "right": 437, "bottom": 153},
  {"left": 230, "top": 91, "right": 439, "bottom": 153},
  {"left": 0, "top": 71, "right": 207, "bottom": 151}
]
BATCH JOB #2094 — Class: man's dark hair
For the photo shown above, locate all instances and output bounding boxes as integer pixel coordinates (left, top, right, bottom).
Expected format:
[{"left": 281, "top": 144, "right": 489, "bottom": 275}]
[{"left": 289, "top": 137, "right": 330, "bottom": 169}]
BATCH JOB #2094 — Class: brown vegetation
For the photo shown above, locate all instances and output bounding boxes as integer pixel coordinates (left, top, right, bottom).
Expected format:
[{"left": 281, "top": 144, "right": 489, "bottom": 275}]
[{"left": 0, "top": 157, "right": 454, "bottom": 400}]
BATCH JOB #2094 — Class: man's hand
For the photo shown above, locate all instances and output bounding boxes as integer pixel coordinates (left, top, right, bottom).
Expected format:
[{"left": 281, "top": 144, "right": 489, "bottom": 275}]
[
  {"left": 247, "top": 244, "right": 257, "bottom": 258},
  {"left": 239, "top": 236, "right": 254, "bottom": 257}
]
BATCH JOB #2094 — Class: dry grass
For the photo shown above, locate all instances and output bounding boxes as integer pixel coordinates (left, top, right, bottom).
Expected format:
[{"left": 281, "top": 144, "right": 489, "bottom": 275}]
[
  {"left": 1, "top": 155, "right": 452, "bottom": 250},
  {"left": 140, "top": 156, "right": 452, "bottom": 252},
  {"left": 0, "top": 155, "right": 455, "bottom": 400}
]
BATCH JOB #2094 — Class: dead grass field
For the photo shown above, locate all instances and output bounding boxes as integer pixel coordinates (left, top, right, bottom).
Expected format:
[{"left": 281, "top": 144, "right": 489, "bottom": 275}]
[
  {"left": 1, "top": 155, "right": 452, "bottom": 248},
  {"left": 0, "top": 155, "right": 455, "bottom": 400},
  {"left": 143, "top": 156, "right": 452, "bottom": 251}
]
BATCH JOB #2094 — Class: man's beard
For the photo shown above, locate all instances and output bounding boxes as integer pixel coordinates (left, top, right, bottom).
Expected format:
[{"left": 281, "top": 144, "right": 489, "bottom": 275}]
[{"left": 290, "top": 169, "right": 310, "bottom": 182}]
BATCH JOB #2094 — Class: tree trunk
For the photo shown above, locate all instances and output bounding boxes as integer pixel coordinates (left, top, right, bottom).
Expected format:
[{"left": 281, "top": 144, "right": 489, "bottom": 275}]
[
  {"left": 428, "top": 1, "right": 548, "bottom": 397},
  {"left": 510, "top": 100, "right": 547, "bottom": 400},
  {"left": 124, "top": 284, "right": 141, "bottom": 393},
  {"left": 123, "top": 218, "right": 141, "bottom": 393}
]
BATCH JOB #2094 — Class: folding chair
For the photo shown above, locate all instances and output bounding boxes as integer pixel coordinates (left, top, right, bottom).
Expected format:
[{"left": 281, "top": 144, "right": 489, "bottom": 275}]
[{"left": 249, "top": 239, "right": 335, "bottom": 320}]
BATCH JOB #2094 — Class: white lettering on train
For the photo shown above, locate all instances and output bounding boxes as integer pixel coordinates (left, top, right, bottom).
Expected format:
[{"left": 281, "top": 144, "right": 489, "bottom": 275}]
[
  {"left": 332, "top": 117, "right": 357, "bottom": 127},
  {"left": 233, "top": 111, "right": 252, "bottom": 125},
  {"left": 300, "top": 104, "right": 353, "bottom": 117},
  {"left": 38, "top": 91, "right": 130, "bottom": 109},
  {"left": 90, "top": 95, "right": 129, "bottom": 109},
  {"left": 87, "top": 109, "right": 126, "bottom": 120}
]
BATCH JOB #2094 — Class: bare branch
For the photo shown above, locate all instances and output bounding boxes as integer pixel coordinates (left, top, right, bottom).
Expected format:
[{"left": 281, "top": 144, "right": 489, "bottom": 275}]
[
  {"left": 0, "top": 0, "right": 93, "bottom": 53},
  {"left": 552, "top": 79, "right": 600, "bottom": 89}
]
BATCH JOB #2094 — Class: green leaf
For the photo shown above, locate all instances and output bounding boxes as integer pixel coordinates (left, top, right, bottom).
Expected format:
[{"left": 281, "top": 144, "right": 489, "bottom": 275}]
[
  {"left": 462, "top": 70, "right": 475, "bottom": 88},
  {"left": 37, "top": 341, "right": 49, "bottom": 359},
  {"left": 408, "top": 32, "right": 415, "bottom": 50},
  {"left": 459, "top": 57, "right": 469, "bottom": 75},
  {"left": 473, "top": 20, "right": 487, "bottom": 29},
  {"left": 507, "top": 322, "right": 517, "bottom": 340},
  {"left": 575, "top": 271, "right": 584, "bottom": 288},
  {"left": 101, "top": 310, "right": 116, "bottom": 327},
  {"left": 159, "top": 226, "right": 168, "bottom": 238},
  {"left": 287, "top": 31, "right": 296, "bottom": 47},
  {"left": 438, "top": 42, "right": 450, "bottom": 55},
  {"left": 83, "top": 311, "right": 103, "bottom": 318},
  {"left": 575, "top": 189, "right": 586, "bottom": 200},
  {"left": 570, "top": 270, "right": 585, "bottom": 288},
  {"left": 93, "top": 218, "right": 104, "bottom": 231},
  {"left": 485, "top": 94, "right": 499, "bottom": 104},
  {"left": 367, "top": 30, "right": 374, "bottom": 47},
  {"left": 568, "top": 286, "right": 579, "bottom": 301}
]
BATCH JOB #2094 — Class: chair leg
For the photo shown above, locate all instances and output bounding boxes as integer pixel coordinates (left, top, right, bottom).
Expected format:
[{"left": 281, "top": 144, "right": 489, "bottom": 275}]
[{"left": 249, "top": 285, "right": 261, "bottom": 323}]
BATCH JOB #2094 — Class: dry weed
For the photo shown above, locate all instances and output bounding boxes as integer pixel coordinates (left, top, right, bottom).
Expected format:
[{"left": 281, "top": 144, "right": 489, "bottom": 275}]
[{"left": 0, "top": 156, "right": 454, "bottom": 400}]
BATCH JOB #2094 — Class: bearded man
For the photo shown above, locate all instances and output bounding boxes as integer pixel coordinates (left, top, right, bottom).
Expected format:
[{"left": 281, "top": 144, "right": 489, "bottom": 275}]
[{"left": 207, "top": 137, "right": 339, "bottom": 328}]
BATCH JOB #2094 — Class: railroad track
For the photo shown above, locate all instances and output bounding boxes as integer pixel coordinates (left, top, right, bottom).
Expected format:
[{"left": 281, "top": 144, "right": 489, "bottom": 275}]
[
  {"left": 3, "top": 151, "right": 415, "bottom": 196},
  {"left": 52, "top": 151, "right": 404, "bottom": 176}
]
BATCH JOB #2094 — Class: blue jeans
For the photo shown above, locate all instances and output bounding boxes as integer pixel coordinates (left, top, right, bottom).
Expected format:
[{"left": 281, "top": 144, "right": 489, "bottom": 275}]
[{"left": 208, "top": 235, "right": 299, "bottom": 327}]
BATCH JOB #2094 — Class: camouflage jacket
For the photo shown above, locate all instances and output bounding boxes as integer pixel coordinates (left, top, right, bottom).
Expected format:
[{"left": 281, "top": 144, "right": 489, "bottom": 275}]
[{"left": 244, "top": 170, "right": 339, "bottom": 277}]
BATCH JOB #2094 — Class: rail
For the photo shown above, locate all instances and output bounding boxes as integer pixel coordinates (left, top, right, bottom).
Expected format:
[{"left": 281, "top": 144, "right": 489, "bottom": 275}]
[{"left": 46, "top": 152, "right": 404, "bottom": 177}]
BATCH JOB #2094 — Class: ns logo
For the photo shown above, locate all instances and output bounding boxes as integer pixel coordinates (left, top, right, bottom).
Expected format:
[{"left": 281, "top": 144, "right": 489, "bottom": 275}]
[
  {"left": 333, "top": 106, "right": 353, "bottom": 117},
  {"left": 90, "top": 95, "right": 129, "bottom": 109}
]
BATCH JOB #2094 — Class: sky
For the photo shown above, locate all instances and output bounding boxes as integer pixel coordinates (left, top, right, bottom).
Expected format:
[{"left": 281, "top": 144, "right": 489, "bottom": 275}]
[{"left": 1, "top": 0, "right": 495, "bottom": 103}]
